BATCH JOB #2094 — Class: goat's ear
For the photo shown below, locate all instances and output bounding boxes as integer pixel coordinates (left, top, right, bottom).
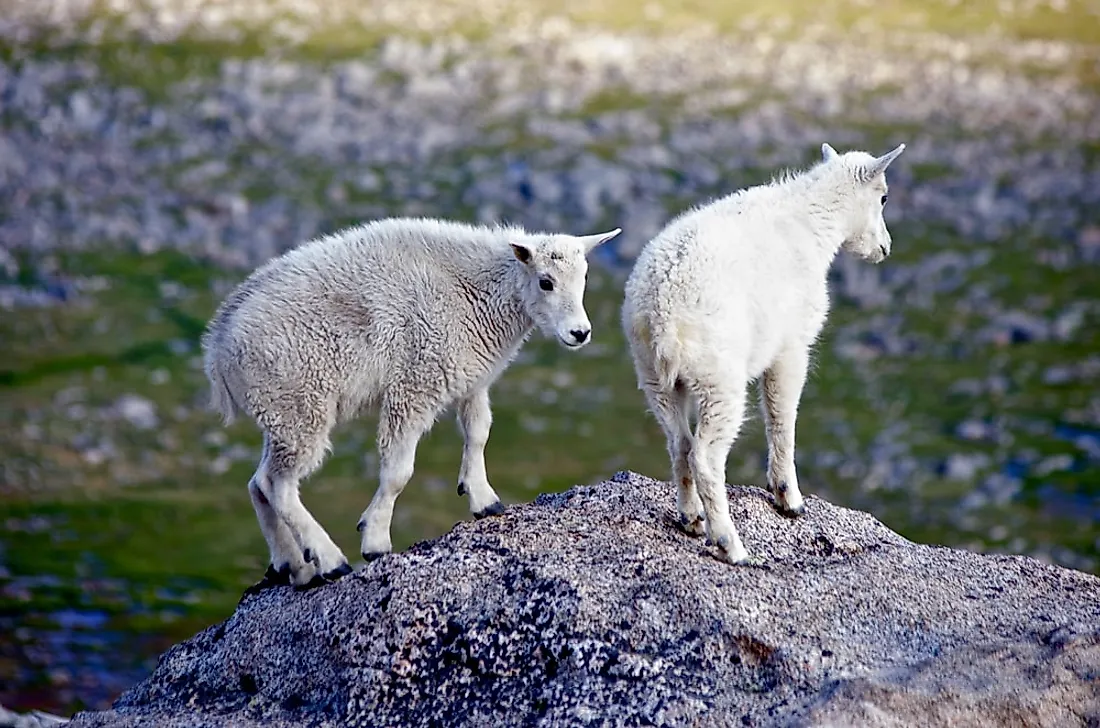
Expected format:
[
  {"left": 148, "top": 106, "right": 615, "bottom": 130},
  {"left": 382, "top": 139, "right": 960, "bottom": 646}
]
[
  {"left": 577, "top": 227, "right": 622, "bottom": 253},
  {"left": 860, "top": 143, "right": 906, "bottom": 181},
  {"left": 821, "top": 143, "right": 839, "bottom": 161},
  {"left": 511, "top": 243, "right": 533, "bottom": 264}
]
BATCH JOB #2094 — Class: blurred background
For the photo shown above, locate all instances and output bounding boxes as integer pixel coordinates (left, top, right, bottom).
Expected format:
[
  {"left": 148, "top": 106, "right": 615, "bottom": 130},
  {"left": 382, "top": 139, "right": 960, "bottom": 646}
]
[{"left": 1, "top": 0, "right": 1098, "bottom": 716}]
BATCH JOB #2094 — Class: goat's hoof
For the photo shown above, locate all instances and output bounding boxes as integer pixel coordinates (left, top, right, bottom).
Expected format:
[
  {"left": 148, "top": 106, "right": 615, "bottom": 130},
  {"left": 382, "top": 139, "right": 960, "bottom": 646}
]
[
  {"left": 473, "top": 501, "right": 505, "bottom": 519},
  {"left": 707, "top": 543, "right": 750, "bottom": 566},
  {"left": 267, "top": 563, "right": 292, "bottom": 581},
  {"left": 243, "top": 563, "right": 291, "bottom": 596},
  {"left": 678, "top": 512, "right": 706, "bottom": 537},
  {"left": 774, "top": 490, "right": 809, "bottom": 519},
  {"left": 361, "top": 551, "right": 388, "bottom": 563},
  {"left": 457, "top": 481, "right": 467, "bottom": 496},
  {"left": 772, "top": 481, "right": 805, "bottom": 518},
  {"left": 774, "top": 500, "right": 805, "bottom": 519},
  {"left": 323, "top": 562, "right": 353, "bottom": 581},
  {"left": 294, "top": 573, "right": 329, "bottom": 592},
  {"left": 712, "top": 535, "right": 751, "bottom": 565}
]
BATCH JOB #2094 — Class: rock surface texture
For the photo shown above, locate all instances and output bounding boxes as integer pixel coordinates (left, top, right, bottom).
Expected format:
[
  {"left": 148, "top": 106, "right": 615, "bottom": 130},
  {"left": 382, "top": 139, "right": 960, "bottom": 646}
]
[{"left": 67, "top": 472, "right": 1100, "bottom": 727}]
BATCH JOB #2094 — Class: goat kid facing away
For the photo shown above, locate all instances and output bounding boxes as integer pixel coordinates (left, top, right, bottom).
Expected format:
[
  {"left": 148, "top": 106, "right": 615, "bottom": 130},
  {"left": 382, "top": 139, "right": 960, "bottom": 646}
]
[{"left": 623, "top": 142, "right": 906, "bottom": 564}]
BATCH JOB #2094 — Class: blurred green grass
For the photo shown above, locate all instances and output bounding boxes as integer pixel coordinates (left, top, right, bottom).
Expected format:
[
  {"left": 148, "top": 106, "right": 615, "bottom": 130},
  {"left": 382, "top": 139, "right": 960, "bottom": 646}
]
[{"left": 2, "top": 237, "right": 1096, "bottom": 617}]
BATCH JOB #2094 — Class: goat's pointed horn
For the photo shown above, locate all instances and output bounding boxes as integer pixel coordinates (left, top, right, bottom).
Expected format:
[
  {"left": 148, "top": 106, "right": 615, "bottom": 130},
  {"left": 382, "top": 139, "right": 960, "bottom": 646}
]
[
  {"left": 578, "top": 228, "right": 622, "bottom": 252},
  {"left": 862, "top": 143, "right": 906, "bottom": 181}
]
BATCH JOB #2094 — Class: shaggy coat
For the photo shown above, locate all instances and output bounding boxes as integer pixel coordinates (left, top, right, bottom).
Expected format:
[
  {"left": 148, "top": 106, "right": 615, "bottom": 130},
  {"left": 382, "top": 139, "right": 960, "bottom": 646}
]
[
  {"left": 204, "top": 217, "right": 619, "bottom": 587},
  {"left": 622, "top": 143, "right": 905, "bottom": 563}
]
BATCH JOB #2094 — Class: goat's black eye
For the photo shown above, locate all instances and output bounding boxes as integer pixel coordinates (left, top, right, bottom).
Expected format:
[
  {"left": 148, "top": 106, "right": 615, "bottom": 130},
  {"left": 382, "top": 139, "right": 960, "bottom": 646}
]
[
  {"left": 539, "top": 278, "right": 554, "bottom": 292},
  {"left": 881, "top": 194, "right": 889, "bottom": 205}
]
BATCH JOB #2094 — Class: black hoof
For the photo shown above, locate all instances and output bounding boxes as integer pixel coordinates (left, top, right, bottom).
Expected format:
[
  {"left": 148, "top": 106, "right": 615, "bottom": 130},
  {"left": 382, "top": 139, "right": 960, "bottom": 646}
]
[
  {"left": 678, "top": 512, "right": 705, "bottom": 536},
  {"left": 294, "top": 573, "right": 329, "bottom": 592},
  {"left": 362, "top": 551, "right": 388, "bottom": 563},
  {"left": 473, "top": 501, "right": 505, "bottom": 520},
  {"left": 243, "top": 563, "right": 291, "bottom": 596},
  {"left": 772, "top": 482, "right": 805, "bottom": 518},
  {"left": 324, "top": 562, "right": 353, "bottom": 581},
  {"left": 457, "top": 481, "right": 466, "bottom": 496},
  {"left": 775, "top": 502, "right": 805, "bottom": 519}
]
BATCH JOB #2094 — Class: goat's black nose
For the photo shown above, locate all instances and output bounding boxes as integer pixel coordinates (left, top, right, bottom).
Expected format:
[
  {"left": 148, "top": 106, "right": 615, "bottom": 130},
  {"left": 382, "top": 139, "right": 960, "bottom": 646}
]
[
  {"left": 879, "top": 244, "right": 889, "bottom": 257},
  {"left": 570, "top": 329, "right": 590, "bottom": 343}
]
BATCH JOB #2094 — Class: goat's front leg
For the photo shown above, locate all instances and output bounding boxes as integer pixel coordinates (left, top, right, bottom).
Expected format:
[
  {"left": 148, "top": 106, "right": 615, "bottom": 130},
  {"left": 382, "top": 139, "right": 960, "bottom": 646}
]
[
  {"left": 358, "top": 404, "right": 431, "bottom": 560},
  {"left": 761, "top": 345, "right": 809, "bottom": 516},
  {"left": 456, "top": 387, "right": 504, "bottom": 518}
]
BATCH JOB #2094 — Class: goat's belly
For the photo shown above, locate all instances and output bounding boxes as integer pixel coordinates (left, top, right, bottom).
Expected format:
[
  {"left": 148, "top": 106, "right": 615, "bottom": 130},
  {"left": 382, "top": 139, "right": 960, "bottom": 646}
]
[
  {"left": 744, "top": 323, "right": 789, "bottom": 381},
  {"left": 746, "top": 344, "right": 780, "bottom": 381}
]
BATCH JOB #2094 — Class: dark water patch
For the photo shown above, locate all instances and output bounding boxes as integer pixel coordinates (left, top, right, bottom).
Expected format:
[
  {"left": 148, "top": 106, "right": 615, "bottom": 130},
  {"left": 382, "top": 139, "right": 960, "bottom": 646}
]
[
  {"left": 1054, "top": 423, "right": 1100, "bottom": 460},
  {"left": 1034, "top": 482, "right": 1100, "bottom": 521},
  {"left": 0, "top": 573, "right": 216, "bottom": 714},
  {"left": 51, "top": 608, "right": 109, "bottom": 630}
]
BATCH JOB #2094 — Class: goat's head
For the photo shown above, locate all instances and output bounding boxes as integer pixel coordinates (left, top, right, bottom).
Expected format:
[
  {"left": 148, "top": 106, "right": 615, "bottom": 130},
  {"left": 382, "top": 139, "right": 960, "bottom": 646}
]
[
  {"left": 822, "top": 142, "right": 906, "bottom": 263},
  {"left": 512, "top": 228, "right": 621, "bottom": 348}
]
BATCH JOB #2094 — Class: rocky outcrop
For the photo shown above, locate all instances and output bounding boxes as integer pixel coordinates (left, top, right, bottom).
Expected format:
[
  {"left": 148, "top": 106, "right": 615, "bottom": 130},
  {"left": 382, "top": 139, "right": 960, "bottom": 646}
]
[{"left": 67, "top": 471, "right": 1100, "bottom": 727}]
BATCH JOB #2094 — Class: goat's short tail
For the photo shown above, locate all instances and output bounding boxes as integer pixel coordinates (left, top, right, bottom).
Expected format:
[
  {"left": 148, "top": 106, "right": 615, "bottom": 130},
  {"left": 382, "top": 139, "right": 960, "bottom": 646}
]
[
  {"left": 628, "top": 312, "right": 683, "bottom": 393},
  {"left": 651, "top": 335, "right": 683, "bottom": 393},
  {"left": 201, "top": 331, "right": 239, "bottom": 425},
  {"left": 207, "top": 368, "right": 238, "bottom": 425}
]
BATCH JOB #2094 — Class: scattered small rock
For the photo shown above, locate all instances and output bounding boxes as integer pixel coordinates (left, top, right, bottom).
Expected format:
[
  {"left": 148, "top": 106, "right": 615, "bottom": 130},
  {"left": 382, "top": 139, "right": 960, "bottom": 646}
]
[
  {"left": 0, "top": 703, "right": 69, "bottom": 728},
  {"left": 940, "top": 452, "right": 991, "bottom": 481},
  {"left": 112, "top": 394, "right": 158, "bottom": 431}
]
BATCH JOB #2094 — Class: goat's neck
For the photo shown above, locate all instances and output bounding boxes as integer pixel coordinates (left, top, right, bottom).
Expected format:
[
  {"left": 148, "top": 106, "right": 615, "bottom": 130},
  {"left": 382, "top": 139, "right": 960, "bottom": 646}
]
[
  {"left": 468, "top": 257, "right": 536, "bottom": 352},
  {"left": 791, "top": 180, "right": 850, "bottom": 271}
]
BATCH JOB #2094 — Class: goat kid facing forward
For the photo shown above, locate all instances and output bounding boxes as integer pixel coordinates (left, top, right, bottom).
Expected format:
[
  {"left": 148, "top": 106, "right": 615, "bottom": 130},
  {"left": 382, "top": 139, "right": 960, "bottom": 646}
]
[{"left": 203, "top": 218, "right": 621, "bottom": 589}]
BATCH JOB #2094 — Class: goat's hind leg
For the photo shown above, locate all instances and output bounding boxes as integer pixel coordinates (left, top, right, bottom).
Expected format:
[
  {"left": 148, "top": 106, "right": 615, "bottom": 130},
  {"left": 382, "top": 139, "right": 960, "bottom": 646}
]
[
  {"left": 262, "top": 432, "right": 351, "bottom": 589},
  {"left": 692, "top": 381, "right": 750, "bottom": 564},
  {"left": 644, "top": 377, "right": 705, "bottom": 536},
  {"left": 243, "top": 468, "right": 311, "bottom": 594}
]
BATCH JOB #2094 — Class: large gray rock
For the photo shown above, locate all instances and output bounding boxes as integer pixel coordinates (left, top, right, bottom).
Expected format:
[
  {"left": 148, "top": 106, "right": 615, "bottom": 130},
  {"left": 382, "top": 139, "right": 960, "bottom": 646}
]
[{"left": 67, "top": 471, "right": 1100, "bottom": 727}]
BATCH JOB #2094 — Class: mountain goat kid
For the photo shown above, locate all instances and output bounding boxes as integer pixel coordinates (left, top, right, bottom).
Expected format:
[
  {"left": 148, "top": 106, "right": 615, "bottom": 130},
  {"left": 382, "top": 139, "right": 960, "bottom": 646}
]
[
  {"left": 203, "top": 217, "right": 620, "bottom": 589},
  {"left": 622, "top": 142, "right": 906, "bottom": 565}
]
